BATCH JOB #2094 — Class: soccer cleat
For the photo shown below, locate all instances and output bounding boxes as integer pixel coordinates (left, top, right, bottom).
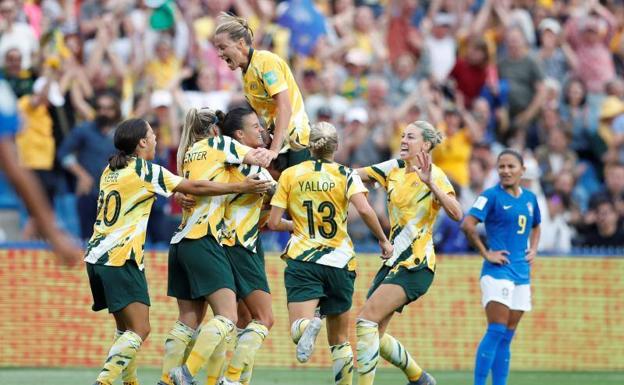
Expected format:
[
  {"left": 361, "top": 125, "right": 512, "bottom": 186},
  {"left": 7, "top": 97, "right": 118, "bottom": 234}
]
[
  {"left": 156, "top": 381, "right": 170, "bottom": 385},
  {"left": 123, "top": 382, "right": 140, "bottom": 385},
  {"left": 408, "top": 371, "right": 437, "bottom": 385},
  {"left": 296, "top": 317, "right": 322, "bottom": 363},
  {"left": 217, "top": 377, "right": 242, "bottom": 385},
  {"left": 169, "top": 365, "right": 197, "bottom": 385}
]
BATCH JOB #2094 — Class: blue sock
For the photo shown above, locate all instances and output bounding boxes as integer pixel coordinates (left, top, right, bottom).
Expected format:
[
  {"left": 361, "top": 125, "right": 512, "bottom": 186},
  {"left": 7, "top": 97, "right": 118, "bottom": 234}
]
[
  {"left": 491, "top": 328, "right": 515, "bottom": 385},
  {"left": 474, "top": 323, "right": 507, "bottom": 385}
]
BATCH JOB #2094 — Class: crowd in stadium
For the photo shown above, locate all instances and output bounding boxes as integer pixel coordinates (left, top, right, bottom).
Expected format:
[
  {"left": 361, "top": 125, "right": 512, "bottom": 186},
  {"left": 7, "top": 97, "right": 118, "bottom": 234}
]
[{"left": 2, "top": 0, "right": 624, "bottom": 253}]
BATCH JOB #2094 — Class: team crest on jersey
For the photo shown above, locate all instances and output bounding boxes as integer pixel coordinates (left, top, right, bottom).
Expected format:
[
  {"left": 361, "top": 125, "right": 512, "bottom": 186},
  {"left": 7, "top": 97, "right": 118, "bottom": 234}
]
[
  {"left": 527, "top": 202, "right": 533, "bottom": 216},
  {"left": 250, "top": 81, "right": 259, "bottom": 90}
]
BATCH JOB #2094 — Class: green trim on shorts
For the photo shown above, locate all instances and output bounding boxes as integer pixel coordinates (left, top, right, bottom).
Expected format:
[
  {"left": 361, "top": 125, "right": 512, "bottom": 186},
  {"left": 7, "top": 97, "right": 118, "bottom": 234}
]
[
  {"left": 284, "top": 259, "right": 355, "bottom": 316},
  {"left": 367, "top": 264, "right": 434, "bottom": 313},
  {"left": 167, "top": 235, "right": 236, "bottom": 300},
  {"left": 86, "top": 260, "right": 150, "bottom": 313}
]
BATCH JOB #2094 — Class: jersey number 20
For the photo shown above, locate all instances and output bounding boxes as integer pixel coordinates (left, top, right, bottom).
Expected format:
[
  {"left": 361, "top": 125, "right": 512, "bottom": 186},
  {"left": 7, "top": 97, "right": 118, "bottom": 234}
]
[
  {"left": 303, "top": 200, "right": 337, "bottom": 239},
  {"left": 96, "top": 190, "right": 121, "bottom": 226}
]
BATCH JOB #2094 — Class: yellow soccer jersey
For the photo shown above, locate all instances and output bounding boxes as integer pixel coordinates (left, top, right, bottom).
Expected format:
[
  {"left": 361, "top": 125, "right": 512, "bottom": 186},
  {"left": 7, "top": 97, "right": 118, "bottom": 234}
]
[
  {"left": 170, "top": 135, "right": 251, "bottom": 244},
  {"left": 85, "top": 158, "right": 183, "bottom": 269},
  {"left": 243, "top": 49, "right": 310, "bottom": 151},
  {"left": 222, "top": 164, "right": 276, "bottom": 252},
  {"left": 363, "top": 159, "right": 455, "bottom": 272},
  {"left": 271, "top": 159, "right": 368, "bottom": 270}
]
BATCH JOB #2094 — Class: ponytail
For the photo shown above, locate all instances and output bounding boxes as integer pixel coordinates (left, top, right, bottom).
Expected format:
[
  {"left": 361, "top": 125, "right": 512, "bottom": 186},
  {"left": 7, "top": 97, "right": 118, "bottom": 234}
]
[
  {"left": 177, "top": 107, "right": 222, "bottom": 174},
  {"left": 215, "top": 12, "right": 254, "bottom": 45}
]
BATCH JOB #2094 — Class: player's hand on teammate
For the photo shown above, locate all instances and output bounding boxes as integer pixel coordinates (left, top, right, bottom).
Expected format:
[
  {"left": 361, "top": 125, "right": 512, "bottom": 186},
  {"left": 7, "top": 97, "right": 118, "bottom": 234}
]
[
  {"left": 412, "top": 151, "right": 432, "bottom": 186},
  {"left": 484, "top": 250, "right": 510, "bottom": 265},
  {"left": 240, "top": 174, "right": 273, "bottom": 194},
  {"left": 379, "top": 239, "right": 394, "bottom": 259},
  {"left": 174, "top": 192, "right": 196, "bottom": 209},
  {"left": 525, "top": 248, "right": 537, "bottom": 265},
  {"left": 248, "top": 148, "right": 274, "bottom": 168}
]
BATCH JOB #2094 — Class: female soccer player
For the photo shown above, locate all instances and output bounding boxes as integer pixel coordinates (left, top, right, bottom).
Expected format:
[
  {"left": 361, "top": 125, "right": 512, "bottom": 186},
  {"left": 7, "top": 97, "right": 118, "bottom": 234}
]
[
  {"left": 87, "top": 118, "right": 271, "bottom": 385},
  {"left": 175, "top": 108, "right": 282, "bottom": 385},
  {"left": 355, "top": 121, "right": 463, "bottom": 385},
  {"left": 214, "top": 13, "right": 311, "bottom": 170},
  {"left": 165, "top": 108, "right": 273, "bottom": 385},
  {"left": 268, "top": 122, "right": 393, "bottom": 385},
  {"left": 462, "top": 150, "right": 541, "bottom": 385}
]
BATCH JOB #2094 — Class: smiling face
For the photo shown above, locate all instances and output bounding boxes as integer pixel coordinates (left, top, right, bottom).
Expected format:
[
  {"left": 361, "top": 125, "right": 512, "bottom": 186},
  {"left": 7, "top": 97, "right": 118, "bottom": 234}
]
[
  {"left": 399, "top": 124, "right": 430, "bottom": 160},
  {"left": 236, "top": 112, "right": 265, "bottom": 149},
  {"left": 497, "top": 153, "right": 525, "bottom": 189},
  {"left": 214, "top": 32, "right": 247, "bottom": 71}
]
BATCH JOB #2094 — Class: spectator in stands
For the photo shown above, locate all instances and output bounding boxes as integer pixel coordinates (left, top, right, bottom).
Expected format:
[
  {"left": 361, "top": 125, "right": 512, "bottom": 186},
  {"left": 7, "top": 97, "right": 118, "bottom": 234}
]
[
  {"left": 15, "top": 69, "right": 60, "bottom": 239},
  {"left": 579, "top": 198, "right": 624, "bottom": 248},
  {"left": 559, "top": 78, "right": 600, "bottom": 160},
  {"left": 0, "top": 0, "right": 39, "bottom": 71},
  {"left": 57, "top": 92, "right": 120, "bottom": 239},
  {"left": 598, "top": 96, "right": 624, "bottom": 164},
  {"left": 449, "top": 37, "right": 490, "bottom": 108},
  {"left": 305, "top": 67, "right": 350, "bottom": 122},
  {"left": 535, "top": 125, "right": 578, "bottom": 193},
  {"left": 589, "top": 162, "right": 624, "bottom": 220},
  {"left": 497, "top": 26, "right": 546, "bottom": 146},
  {"left": 536, "top": 18, "right": 578, "bottom": 87},
  {"left": 1, "top": 48, "right": 35, "bottom": 98},
  {"left": 539, "top": 193, "right": 573, "bottom": 253},
  {"left": 564, "top": 3, "right": 617, "bottom": 94},
  {"left": 461, "top": 158, "right": 488, "bottom": 213}
]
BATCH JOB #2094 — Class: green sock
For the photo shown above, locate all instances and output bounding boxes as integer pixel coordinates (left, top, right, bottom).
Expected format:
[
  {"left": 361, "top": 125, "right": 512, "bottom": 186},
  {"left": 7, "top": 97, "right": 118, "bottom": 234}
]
[
  {"left": 115, "top": 330, "right": 140, "bottom": 385},
  {"left": 225, "top": 321, "right": 269, "bottom": 382},
  {"left": 186, "top": 316, "right": 235, "bottom": 376},
  {"left": 331, "top": 342, "right": 354, "bottom": 385},
  {"left": 96, "top": 330, "right": 143, "bottom": 385},
  {"left": 380, "top": 333, "right": 423, "bottom": 382},
  {"left": 290, "top": 318, "right": 310, "bottom": 344},
  {"left": 160, "top": 321, "right": 195, "bottom": 384},
  {"left": 356, "top": 319, "right": 379, "bottom": 385}
]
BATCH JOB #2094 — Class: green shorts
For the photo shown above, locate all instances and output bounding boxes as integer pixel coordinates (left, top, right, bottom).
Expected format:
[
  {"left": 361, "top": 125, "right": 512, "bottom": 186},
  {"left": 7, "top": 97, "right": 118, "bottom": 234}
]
[
  {"left": 367, "top": 265, "right": 434, "bottom": 313},
  {"left": 284, "top": 259, "right": 356, "bottom": 316},
  {"left": 86, "top": 260, "right": 150, "bottom": 313},
  {"left": 225, "top": 242, "right": 270, "bottom": 300},
  {"left": 168, "top": 235, "right": 236, "bottom": 300}
]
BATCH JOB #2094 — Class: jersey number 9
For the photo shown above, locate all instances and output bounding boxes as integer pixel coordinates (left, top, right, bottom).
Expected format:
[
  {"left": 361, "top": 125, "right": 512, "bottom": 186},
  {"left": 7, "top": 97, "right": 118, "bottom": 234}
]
[
  {"left": 303, "top": 200, "right": 338, "bottom": 239},
  {"left": 517, "top": 215, "right": 527, "bottom": 234}
]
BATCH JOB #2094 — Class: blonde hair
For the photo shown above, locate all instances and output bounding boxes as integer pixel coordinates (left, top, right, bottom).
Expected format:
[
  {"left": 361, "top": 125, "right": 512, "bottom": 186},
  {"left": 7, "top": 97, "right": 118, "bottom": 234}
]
[
  {"left": 177, "top": 108, "right": 224, "bottom": 174},
  {"left": 309, "top": 122, "right": 338, "bottom": 160},
  {"left": 215, "top": 12, "right": 254, "bottom": 45},
  {"left": 410, "top": 120, "right": 444, "bottom": 151}
]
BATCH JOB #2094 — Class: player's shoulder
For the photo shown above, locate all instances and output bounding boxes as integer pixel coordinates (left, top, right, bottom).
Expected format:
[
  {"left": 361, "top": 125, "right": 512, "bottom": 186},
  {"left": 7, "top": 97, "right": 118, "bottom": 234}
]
[{"left": 255, "top": 49, "right": 283, "bottom": 64}]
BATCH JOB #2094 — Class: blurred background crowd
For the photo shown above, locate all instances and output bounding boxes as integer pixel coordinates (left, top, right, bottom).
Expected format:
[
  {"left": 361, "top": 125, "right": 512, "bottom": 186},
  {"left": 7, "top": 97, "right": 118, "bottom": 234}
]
[{"left": 1, "top": 0, "right": 624, "bottom": 254}]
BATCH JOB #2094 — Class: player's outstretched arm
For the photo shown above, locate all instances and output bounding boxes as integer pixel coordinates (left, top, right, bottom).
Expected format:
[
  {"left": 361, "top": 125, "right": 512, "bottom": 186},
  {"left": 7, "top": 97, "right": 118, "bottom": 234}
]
[
  {"left": 174, "top": 175, "right": 272, "bottom": 196},
  {"left": 0, "top": 138, "right": 82, "bottom": 265}
]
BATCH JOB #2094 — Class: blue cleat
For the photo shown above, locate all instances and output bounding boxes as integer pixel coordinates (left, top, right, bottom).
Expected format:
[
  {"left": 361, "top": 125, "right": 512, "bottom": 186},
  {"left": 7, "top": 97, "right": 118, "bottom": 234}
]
[
  {"left": 408, "top": 371, "right": 437, "bottom": 385},
  {"left": 169, "top": 365, "right": 197, "bottom": 385}
]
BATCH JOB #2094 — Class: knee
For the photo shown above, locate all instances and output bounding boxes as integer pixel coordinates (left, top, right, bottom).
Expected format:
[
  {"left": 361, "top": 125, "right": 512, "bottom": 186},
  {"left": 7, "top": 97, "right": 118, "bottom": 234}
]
[
  {"left": 256, "top": 311, "right": 274, "bottom": 330},
  {"left": 133, "top": 323, "right": 150, "bottom": 341},
  {"left": 358, "top": 304, "right": 380, "bottom": 324}
]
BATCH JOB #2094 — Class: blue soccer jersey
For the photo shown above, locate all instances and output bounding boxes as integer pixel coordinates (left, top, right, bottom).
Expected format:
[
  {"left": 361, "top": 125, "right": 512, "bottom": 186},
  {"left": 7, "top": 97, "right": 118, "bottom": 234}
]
[{"left": 467, "top": 184, "right": 541, "bottom": 284}]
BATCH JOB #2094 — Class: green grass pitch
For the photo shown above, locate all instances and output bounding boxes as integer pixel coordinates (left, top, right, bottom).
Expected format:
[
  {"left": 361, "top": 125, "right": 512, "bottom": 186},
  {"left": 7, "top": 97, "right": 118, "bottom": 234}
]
[{"left": 0, "top": 368, "right": 622, "bottom": 385}]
